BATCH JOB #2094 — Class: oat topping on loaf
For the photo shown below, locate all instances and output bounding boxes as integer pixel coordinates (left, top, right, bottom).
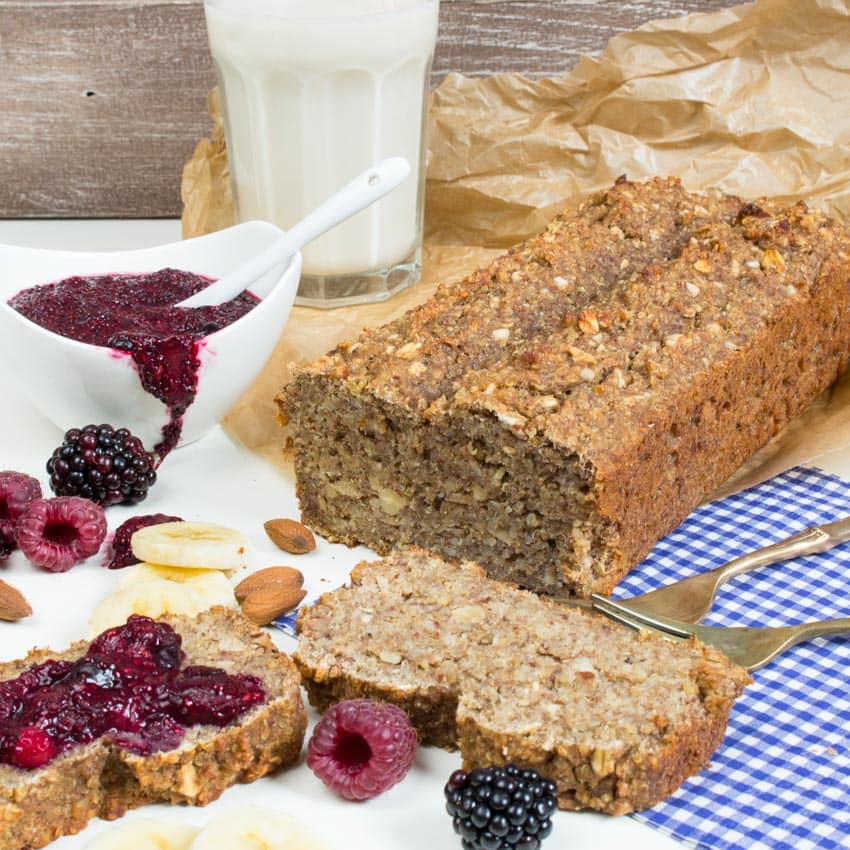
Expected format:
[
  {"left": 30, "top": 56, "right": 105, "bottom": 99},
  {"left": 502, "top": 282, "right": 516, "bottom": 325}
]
[
  {"left": 294, "top": 548, "right": 751, "bottom": 815},
  {"left": 0, "top": 606, "right": 306, "bottom": 850},
  {"left": 279, "top": 176, "right": 850, "bottom": 595}
]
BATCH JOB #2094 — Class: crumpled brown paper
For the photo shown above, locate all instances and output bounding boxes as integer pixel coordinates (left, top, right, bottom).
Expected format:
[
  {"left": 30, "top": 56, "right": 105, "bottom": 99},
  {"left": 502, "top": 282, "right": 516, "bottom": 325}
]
[
  {"left": 182, "top": 0, "right": 850, "bottom": 493},
  {"left": 181, "top": 89, "right": 234, "bottom": 240},
  {"left": 424, "top": 0, "right": 850, "bottom": 248}
]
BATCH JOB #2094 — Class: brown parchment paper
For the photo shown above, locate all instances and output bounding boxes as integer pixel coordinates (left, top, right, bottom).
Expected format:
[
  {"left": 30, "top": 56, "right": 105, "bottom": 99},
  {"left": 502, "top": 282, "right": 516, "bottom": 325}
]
[{"left": 181, "top": 0, "right": 850, "bottom": 496}]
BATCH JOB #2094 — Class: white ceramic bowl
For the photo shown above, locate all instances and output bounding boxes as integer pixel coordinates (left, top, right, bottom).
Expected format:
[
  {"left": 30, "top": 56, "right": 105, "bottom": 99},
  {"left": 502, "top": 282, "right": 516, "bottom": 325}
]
[{"left": 0, "top": 222, "right": 301, "bottom": 451}]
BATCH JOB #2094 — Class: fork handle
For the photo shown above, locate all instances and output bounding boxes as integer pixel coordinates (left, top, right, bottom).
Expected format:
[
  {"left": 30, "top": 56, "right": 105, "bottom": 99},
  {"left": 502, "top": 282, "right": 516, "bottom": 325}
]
[
  {"left": 765, "top": 616, "right": 850, "bottom": 668},
  {"left": 791, "top": 616, "right": 850, "bottom": 644},
  {"left": 717, "top": 515, "right": 850, "bottom": 585}
]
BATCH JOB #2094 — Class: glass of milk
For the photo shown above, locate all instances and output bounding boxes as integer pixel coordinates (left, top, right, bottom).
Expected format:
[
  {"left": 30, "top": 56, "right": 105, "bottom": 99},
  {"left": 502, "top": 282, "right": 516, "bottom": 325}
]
[{"left": 203, "top": 0, "right": 440, "bottom": 307}]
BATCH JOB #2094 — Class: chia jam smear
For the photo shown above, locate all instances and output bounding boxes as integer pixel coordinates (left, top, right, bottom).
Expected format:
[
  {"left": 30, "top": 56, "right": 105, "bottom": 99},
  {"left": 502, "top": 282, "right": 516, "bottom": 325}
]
[
  {"left": 0, "top": 615, "right": 265, "bottom": 770},
  {"left": 7, "top": 268, "right": 259, "bottom": 461}
]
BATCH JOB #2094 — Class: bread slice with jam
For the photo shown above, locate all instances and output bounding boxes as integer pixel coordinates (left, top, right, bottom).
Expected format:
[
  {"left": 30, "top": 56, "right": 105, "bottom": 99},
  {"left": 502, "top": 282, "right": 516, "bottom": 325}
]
[{"left": 0, "top": 606, "right": 306, "bottom": 850}]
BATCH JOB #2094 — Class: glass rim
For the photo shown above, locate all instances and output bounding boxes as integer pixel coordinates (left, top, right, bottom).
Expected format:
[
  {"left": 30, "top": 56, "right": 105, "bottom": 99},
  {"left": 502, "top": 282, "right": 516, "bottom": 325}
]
[{"left": 203, "top": 0, "right": 438, "bottom": 22}]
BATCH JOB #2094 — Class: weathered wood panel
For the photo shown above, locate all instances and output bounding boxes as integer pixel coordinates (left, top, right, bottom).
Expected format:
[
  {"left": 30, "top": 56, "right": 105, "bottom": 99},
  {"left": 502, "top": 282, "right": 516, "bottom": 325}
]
[
  {"left": 0, "top": 0, "right": 212, "bottom": 218},
  {"left": 0, "top": 0, "right": 735, "bottom": 218},
  {"left": 435, "top": 0, "right": 737, "bottom": 78}
]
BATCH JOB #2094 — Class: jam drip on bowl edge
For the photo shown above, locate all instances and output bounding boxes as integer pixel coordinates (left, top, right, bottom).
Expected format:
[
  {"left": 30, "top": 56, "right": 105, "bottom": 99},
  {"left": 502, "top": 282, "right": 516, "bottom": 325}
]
[{"left": 8, "top": 268, "right": 259, "bottom": 462}]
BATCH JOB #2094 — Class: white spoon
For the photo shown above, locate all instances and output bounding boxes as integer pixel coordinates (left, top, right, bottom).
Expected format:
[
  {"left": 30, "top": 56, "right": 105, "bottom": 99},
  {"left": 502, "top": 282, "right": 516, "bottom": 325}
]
[{"left": 178, "top": 156, "right": 411, "bottom": 308}]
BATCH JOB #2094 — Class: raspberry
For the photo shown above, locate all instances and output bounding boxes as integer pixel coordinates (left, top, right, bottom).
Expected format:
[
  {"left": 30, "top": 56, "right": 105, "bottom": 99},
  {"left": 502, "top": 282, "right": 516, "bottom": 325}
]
[
  {"left": 0, "top": 471, "right": 42, "bottom": 558},
  {"left": 0, "top": 531, "right": 12, "bottom": 562},
  {"left": 11, "top": 726, "right": 56, "bottom": 769},
  {"left": 104, "top": 513, "right": 182, "bottom": 569},
  {"left": 306, "top": 698, "right": 417, "bottom": 801},
  {"left": 46, "top": 424, "right": 157, "bottom": 506},
  {"left": 444, "top": 764, "right": 558, "bottom": 850},
  {"left": 16, "top": 497, "right": 107, "bottom": 572}
]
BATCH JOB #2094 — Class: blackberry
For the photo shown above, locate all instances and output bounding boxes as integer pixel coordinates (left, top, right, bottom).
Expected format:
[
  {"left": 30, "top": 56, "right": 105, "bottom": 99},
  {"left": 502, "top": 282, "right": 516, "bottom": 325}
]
[
  {"left": 47, "top": 424, "right": 157, "bottom": 506},
  {"left": 444, "top": 764, "right": 558, "bottom": 850}
]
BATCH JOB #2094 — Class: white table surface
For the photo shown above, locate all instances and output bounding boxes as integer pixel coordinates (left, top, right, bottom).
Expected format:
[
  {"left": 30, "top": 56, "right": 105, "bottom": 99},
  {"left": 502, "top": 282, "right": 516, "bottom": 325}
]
[{"left": 3, "top": 218, "right": 848, "bottom": 850}]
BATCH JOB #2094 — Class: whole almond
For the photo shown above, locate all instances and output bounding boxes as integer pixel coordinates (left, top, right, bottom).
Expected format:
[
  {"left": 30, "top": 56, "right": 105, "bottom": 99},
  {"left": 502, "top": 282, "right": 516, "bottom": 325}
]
[
  {"left": 264, "top": 518, "right": 316, "bottom": 554},
  {"left": 0, "top": 579, "right": 33, "bottom": 622},
  {"left": 234, "top": 566, "right": 304, "bottom": 602},
  {"left": 240, "top": 585, "right": 307, "bottom": 625}
]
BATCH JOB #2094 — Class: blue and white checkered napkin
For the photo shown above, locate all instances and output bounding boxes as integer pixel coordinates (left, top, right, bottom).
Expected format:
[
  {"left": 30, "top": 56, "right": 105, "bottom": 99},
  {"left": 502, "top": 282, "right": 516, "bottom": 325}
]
[{"left": 617, "top": 466, "right": 850, "bottom": 850}]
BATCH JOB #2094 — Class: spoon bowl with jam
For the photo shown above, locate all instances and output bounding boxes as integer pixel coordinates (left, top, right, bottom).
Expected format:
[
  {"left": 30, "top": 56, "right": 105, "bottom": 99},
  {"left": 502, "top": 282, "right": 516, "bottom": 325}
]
[{"left": 0, "top": 221, "right": 301, "bottom": 461}]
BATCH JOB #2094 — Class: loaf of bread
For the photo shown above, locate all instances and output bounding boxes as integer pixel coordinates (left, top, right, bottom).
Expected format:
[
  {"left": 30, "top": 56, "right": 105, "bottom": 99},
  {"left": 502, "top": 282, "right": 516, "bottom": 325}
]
[
  {"left": 279, "top": 177, "right": 850, "bottom": 595},
  {"left": 294, "top": 548, "right": 751, "bottom": 814},
  {"left": 0, "top": 606, "right": 306, "bottom": 850}
]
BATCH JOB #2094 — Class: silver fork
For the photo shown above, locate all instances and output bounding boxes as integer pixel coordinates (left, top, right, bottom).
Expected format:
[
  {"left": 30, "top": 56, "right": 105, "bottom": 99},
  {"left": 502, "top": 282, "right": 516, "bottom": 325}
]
[
  {"left": 611, "top": 515, "right": 850, "bottom": 623},
  {"left": 590, "top": 594, "right": 850, "bottom": 671}
]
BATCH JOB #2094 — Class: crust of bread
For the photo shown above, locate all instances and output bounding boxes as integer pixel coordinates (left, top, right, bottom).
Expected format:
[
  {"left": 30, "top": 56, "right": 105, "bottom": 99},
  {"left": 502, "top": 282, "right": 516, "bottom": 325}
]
[
  {"left": 279, "top": 178, "right": 850, "bottom": 596},
  {"left": 0, "top": 606, "right": 306, "bottom": 850}
]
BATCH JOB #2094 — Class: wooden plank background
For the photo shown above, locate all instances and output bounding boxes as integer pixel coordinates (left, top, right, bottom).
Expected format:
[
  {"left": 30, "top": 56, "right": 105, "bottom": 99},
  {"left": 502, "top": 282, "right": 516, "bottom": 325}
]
[{"left": 0, "top": 0, "right": 735, "bottom": 218}]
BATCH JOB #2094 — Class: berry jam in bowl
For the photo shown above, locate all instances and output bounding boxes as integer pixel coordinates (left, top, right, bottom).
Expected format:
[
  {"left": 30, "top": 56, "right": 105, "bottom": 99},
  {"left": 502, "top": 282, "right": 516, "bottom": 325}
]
[{"left": 0, "top": 222, "right": 301, "bottom": 458}]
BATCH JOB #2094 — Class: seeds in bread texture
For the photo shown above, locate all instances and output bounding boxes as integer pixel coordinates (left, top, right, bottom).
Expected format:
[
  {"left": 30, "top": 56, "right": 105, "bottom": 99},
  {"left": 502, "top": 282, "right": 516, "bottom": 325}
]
[
  {"left": 294, "top": 548, "right": 752, "bottom": 815},
  {"left": 279, "top": 177, "right": 850, "bottom": 595}
]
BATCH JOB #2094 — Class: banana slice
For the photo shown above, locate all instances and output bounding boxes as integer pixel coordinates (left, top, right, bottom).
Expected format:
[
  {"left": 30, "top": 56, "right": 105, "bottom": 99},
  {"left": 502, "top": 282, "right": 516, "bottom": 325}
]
[
  {"left": 89, "top": 563, "right": 236, "bottom": 634},
  {"left": 131, "top": 521, "right": 249, "bottom": 571},
  {"left": 84, "top": 818, "right": 198, "bottom": 849},
  {"left": 189, "top": 806, "right": 326, "bottom": 850},
  {"left": 143, "top": 563, "right": 226, "bottom": 583}
]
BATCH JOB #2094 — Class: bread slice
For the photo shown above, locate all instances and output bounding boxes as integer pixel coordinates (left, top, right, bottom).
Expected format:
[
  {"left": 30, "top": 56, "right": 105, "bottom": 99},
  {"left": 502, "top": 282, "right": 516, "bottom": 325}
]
[
  {"left": 294, "top": 548, "right": 751, "bottom": 814},
  {"left": 0, "top": 606, "right": 306, "bottom": 850}
]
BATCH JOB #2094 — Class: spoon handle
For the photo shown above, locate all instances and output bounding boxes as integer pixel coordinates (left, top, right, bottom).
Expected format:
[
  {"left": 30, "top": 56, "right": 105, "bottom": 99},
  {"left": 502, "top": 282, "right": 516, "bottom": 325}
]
[
  {"left": 284, "top": 157, "right": 410, "bottom": 255},
  {"left": 179, "top": 157, "right": 411, "bottom": 308}
]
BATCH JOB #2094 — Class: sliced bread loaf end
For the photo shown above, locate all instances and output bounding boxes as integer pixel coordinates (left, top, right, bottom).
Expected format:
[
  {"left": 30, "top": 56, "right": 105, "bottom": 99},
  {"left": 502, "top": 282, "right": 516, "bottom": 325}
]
[{"left": 295, "top": 548, "right": 750, "bottom": 814}]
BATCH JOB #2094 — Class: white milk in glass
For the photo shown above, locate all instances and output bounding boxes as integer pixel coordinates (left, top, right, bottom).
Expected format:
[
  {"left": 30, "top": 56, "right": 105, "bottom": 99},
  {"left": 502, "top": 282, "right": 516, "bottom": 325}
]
[{"left": 204, "top": 0, "right": 439, "bottom": 305}]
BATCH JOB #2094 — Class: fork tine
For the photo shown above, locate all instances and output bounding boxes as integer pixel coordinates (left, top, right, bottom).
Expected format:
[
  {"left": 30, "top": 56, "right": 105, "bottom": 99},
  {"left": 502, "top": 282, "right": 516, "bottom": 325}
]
[
  {"left": 590, "top": 594, "right": 769, "bottom": 670},
  {"left": 591, "top": 594, "right": 850, "bottom": 671},
  {"left": 585, "top": 597, "right": 644, "bottom": 632},
  {"left": 589, "top": 593, "right": 693, "bottom": 638}
]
